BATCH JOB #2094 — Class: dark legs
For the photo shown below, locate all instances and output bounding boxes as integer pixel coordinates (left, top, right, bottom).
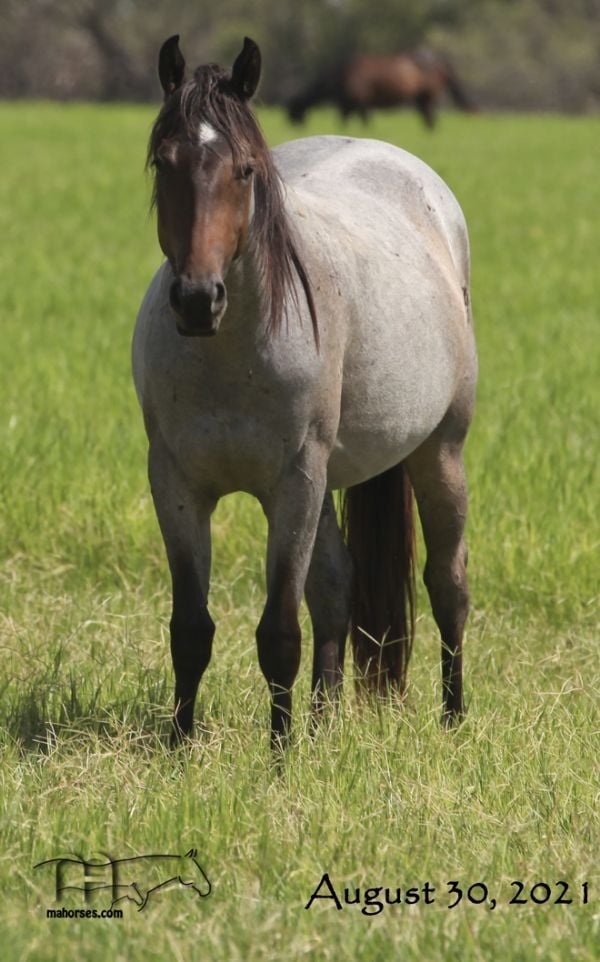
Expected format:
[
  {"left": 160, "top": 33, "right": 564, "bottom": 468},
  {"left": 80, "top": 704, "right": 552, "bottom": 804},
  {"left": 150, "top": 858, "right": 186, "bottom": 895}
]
[
  {"left": 415, "top": 91, "right": 436, "bottom": 129},
  {"left": 256, "top": 577, "right": 302, "bottom": 750},
  {"left": 407, "top": 435, "right": 470, "bottom": 725},
  {"left": 149, "top": 442, "right": 215, "bottom": 744},
  {"left": 305, "top": 493, "right": 352, "bottom": 714},
  {"left": 256, "top": 444, "right": 328, "bottom": 749},
  {"left": 169, "top": 559, "right": 215, "bottom": 742},
  {"left": 151, "top": 436, "right": 338, "bottom": 751},
  {"left": 149, "top": 417, "right": 471, "bottom": 748},
  {"left": 339, "top": 100, "right": 369, "bottom": 125}
]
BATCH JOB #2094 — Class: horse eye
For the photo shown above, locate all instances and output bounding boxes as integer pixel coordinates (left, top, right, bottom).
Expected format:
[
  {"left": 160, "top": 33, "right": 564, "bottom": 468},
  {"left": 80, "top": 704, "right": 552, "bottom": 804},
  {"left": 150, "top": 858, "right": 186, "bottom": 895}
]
[
  {"left": 152, "top": 155, "right": 168, "bottom": 174},
  {"left": 238, "top": 163, "right": 255, "bottom": 181}
]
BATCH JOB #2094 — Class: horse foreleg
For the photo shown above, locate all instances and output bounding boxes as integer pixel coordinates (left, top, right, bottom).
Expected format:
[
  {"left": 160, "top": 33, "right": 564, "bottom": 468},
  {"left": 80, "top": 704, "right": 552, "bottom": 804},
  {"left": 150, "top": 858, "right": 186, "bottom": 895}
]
[
  {"left": 305, "top": 493, "right": 351, "bottom": 718},
  {"left": 257, "top": 445, "right": 328, "bottom": 750},
  {"left": 415, "top": 91, "right": 436, "bottom": 129},
  {"left": 407, "top": 433, "right": 470, "bottom": 725},
  {"left": 148, "top": 442, "right": 215, "bottom": 744}
]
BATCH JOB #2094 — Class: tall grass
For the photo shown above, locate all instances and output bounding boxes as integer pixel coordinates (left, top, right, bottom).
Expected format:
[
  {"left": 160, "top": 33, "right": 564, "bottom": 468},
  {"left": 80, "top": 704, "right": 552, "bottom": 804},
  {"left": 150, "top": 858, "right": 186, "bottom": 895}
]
[{"left": 0, "top": 104, "right": 597, "bottom": 961}]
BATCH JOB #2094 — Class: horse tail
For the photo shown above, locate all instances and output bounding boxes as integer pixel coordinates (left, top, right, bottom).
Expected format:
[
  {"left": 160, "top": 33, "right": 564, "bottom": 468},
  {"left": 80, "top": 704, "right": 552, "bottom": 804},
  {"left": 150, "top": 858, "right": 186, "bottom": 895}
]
[
  {"left": 341, "top": 462, "right": 416, "bottom": 694},
  {"left": 443, "top": 62, "right": 474, "bottom": 112}
]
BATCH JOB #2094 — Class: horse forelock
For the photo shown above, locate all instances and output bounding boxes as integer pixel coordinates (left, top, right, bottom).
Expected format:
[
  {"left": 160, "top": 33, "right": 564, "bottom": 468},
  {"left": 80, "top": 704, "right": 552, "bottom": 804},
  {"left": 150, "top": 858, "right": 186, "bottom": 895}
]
[{"left": 147, "top": 64, "right": 318, "bottom": 346}]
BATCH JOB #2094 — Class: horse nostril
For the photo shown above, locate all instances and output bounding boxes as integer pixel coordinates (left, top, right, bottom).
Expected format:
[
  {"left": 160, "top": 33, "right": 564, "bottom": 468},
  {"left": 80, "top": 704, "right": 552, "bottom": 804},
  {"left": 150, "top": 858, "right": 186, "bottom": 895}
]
[
  {"left": 213, "top": 281, "right": 226, "bottom": 306},
  {"left": 170, "top": 274, "right": 226, "bottom": 332}
]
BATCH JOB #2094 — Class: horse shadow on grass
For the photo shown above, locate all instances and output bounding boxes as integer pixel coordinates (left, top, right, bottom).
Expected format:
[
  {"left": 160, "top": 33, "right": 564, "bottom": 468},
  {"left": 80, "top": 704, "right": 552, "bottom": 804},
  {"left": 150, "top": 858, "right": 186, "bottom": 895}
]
[{"left": 4, "top": 675, "right": 177, "bottom": 754}]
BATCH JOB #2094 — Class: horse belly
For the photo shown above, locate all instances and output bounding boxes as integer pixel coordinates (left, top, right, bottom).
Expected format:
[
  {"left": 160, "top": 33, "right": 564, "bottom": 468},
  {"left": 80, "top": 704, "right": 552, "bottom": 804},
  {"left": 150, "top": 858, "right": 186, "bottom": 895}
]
[
  {"left": 328, "top": 290, "right": 466, "bottom": 489},
  {"left": 328, "top": 382, "right": 448, "bottom": 489}
]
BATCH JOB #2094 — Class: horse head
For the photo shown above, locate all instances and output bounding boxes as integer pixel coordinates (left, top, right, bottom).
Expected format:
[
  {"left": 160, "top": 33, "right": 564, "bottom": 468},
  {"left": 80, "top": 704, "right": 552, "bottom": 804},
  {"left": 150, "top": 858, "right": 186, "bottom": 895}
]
[
  {"left": 148, "top": 37, "right": 261, "bottom": 337},
  {"left": 177, "top": 848, "right": 212, "bottom": 897}
]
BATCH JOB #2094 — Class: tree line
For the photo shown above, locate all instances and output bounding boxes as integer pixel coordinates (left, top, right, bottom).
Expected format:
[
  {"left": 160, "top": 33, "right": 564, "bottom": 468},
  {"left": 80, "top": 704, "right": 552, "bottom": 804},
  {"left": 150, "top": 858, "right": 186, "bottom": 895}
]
[{"left": 0, "top": 0, "right": 599, "bottom": 111}]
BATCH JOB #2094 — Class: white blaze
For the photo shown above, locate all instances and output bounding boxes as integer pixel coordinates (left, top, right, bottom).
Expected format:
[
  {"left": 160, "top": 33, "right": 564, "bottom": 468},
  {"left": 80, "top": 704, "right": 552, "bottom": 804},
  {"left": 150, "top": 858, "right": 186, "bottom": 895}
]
[{"left": 198, "top": 122, "right": 218, "bottom": 145}]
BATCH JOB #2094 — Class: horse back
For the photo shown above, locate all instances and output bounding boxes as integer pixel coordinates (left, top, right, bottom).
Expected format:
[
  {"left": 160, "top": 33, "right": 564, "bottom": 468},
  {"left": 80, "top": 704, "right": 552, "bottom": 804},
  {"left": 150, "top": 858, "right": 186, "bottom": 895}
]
[
  {"left": 276, "top": 136, "right": 470, "bottom": 289},
  {"left": 344, "top": 55, "right": 425, "bottom": 105}
]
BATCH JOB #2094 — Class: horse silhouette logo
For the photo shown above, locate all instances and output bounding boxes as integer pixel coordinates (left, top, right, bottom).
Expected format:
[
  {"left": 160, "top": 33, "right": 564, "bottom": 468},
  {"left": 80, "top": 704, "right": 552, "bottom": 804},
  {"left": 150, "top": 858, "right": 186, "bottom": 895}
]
[{"left": 34, "top": 848, "right": 211, "bottom": 911}]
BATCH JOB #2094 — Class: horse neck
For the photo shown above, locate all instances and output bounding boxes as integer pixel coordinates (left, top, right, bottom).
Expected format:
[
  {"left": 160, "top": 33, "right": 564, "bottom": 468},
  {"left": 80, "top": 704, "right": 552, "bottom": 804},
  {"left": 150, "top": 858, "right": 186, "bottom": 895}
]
[
  {"left": 228, "top": 176, "right": 292, "bottom": 332},
  {"left": 222, "top": 179, "right": 314, "bottom": 348}
]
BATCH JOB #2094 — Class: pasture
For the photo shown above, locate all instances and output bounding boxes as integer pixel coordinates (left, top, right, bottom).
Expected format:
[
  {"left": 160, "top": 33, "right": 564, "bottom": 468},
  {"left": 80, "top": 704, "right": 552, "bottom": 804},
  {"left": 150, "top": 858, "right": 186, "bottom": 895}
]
[{"left": 0, "top": 103, "right": 598, "bottom": 960}]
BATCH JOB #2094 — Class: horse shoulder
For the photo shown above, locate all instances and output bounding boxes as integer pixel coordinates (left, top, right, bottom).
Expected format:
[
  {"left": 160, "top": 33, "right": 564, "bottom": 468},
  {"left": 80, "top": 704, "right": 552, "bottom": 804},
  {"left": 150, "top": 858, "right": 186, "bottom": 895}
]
[{"left": 132, "top": 262, "right": 172, "bottom": 410}]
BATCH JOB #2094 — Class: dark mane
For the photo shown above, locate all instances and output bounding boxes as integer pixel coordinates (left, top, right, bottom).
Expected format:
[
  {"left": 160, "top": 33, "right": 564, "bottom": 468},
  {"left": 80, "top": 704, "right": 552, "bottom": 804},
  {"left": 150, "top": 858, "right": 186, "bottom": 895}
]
[{"left": 147, "top": 64, "right": 318, "bottom": 345}]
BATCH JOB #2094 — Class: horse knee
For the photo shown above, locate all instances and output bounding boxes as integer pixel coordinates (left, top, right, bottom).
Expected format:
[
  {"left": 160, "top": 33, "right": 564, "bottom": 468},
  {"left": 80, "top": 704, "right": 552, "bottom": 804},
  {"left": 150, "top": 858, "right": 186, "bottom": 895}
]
[
  {"left": 256, "top": 615, "right": 301, "bottom": 691},
  {"left": 170, "top": 608, "right": 215, "bottom": 681}
]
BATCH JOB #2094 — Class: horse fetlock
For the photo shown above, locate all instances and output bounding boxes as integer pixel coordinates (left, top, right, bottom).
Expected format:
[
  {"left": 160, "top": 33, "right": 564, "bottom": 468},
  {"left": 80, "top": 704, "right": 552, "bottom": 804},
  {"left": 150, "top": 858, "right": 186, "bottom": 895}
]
[
  {"left": 442, "top": 703, "right": 465, "bottom": 729},
  {"left": 171, "top": 710, "right": 194, "bottom": 745},
  {"left": 170, "top": 608, "right": 214, "bottom": 661}
]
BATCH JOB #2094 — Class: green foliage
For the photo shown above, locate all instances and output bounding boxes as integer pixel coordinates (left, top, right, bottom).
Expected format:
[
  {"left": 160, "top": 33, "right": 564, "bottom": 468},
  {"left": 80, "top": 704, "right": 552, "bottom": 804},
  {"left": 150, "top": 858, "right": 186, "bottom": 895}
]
[
  {"left": 0, "top": 0, "right": 599, "bottom": 109},
  {"left": 431, "top": 0, "right": 600, "bottom": 110},
  {"left": 0, "top": 103, "right": 598, "bottom": 960}
]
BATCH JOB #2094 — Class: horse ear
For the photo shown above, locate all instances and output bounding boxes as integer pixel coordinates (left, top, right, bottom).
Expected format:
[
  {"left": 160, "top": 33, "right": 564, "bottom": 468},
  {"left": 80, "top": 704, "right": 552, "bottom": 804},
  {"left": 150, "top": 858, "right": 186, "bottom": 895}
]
[
  {"left": 230, "top": 37, "right": 261, "bottom": 101},
  {"left": 159, "top": 35, "right": 186, "bottom": 96}
]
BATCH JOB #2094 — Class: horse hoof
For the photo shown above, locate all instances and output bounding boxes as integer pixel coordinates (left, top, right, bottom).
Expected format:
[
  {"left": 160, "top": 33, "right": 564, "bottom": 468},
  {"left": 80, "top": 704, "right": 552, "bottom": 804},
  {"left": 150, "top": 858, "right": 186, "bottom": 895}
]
[{"left": 442, "top": 708, "right": 465, "bottom": 729}]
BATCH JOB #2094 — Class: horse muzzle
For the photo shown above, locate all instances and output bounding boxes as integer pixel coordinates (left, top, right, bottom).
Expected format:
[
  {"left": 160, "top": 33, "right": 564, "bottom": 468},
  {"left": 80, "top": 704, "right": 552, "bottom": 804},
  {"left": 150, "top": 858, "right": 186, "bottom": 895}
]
[{"left": 169, "top": 275, "right": 227, "bottom": 337}]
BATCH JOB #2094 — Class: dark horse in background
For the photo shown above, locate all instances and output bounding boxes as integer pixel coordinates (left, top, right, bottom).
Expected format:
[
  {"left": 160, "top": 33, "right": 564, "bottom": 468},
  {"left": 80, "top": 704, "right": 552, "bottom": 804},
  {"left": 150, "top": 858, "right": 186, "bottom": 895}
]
[{"left": 287, "top": 49, "right": 474, "bottom": 129}]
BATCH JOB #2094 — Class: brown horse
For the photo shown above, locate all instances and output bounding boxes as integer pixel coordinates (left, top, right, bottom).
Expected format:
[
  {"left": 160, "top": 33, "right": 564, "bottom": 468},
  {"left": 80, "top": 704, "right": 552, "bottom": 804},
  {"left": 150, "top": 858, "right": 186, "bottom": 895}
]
[{"left": 287, "top": 50, "right": 474, "bottom": 129}]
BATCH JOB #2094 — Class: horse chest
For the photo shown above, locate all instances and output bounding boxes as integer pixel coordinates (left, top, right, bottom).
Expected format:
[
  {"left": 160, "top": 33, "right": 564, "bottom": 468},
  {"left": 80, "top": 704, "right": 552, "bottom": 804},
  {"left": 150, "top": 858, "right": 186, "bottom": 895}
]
[{"left": 152, "top": 361, "right": 323, "bottom": 497}]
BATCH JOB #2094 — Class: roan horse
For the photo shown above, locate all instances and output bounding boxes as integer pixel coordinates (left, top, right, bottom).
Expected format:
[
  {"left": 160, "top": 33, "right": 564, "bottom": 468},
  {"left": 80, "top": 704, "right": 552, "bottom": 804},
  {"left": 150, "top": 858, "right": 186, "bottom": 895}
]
[
  {"left": 133, "top": 36, "right": 478, "bottom": 750},
  {"left": 287, "top": 50, "right": 474, "bottom": 129}
]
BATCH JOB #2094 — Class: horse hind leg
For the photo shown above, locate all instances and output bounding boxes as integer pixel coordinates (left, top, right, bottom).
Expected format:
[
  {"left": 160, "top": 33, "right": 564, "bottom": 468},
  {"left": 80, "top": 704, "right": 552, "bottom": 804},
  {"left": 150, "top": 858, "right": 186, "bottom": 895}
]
[
  {"left": 406, "top": 431, "right": 470, "bottom": 725},
  {"left": 305, "top": 493, "right": 352, "bottom": 718},
  {"left": 148, "top": 441, "right": 215, "bottom": 744}
]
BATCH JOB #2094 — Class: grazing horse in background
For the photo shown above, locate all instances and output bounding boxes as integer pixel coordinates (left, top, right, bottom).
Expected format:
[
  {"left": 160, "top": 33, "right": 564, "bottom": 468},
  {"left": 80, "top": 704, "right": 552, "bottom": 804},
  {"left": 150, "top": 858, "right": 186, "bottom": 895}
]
[
  {"left": 133, "top": 35, "right": 478, "bottom": 750},
  {"left": 287, "top": 49, "right": 474, "bottom": 129}
]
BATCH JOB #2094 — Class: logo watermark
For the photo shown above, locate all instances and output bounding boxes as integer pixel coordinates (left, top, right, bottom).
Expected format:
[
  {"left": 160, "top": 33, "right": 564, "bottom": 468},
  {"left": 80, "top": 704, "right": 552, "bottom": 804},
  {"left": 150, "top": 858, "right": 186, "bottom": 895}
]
[{"left": 34, "top": 847, "right": 211, "bottom": 914}]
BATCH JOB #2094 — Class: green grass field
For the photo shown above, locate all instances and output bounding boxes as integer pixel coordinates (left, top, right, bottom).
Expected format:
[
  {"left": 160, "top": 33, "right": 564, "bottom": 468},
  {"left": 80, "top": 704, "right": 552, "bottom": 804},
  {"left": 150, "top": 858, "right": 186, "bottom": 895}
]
[{"left": 0, "top": 103, "right": 598, "bottom": 961}]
